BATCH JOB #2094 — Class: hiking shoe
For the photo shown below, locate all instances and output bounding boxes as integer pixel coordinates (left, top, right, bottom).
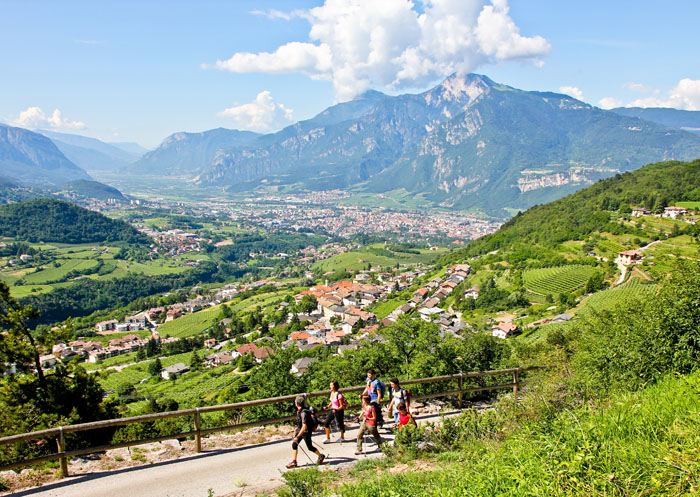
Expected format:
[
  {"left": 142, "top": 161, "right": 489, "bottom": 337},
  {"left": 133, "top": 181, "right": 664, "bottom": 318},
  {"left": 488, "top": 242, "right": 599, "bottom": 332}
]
[
  {"left": 316, "top": 453, "right": 326, "bottom": 465},
  {"left": 322, "top": 438, "right": 332, "bottom": 444},
  {"left": 354, "top": 450, "right": 363, "bottom": 455},
  {"left": 285, "top": 460, "right": 297, "bottom": 469}
]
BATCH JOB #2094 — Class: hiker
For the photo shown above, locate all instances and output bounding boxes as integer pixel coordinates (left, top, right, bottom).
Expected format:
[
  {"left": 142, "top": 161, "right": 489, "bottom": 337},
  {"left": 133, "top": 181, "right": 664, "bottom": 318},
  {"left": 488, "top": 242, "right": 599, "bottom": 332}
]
[
  {"left": 363, "top": 368, "right": 385, "bottom": 428},
  {"left": 322, "top": 380, "right": 347, "bottom": 443},
  {"left": 355, "top": 393, "right": 382, "bottom": 455},
  {"left": 286, "top": 395, "right": 326, "bottom": 468},
  {"left": 395, "top": 402, "right": 417, "bottom": 429},
  {"left": 386, "top": 377, "right": 411, "bottom": 427}
]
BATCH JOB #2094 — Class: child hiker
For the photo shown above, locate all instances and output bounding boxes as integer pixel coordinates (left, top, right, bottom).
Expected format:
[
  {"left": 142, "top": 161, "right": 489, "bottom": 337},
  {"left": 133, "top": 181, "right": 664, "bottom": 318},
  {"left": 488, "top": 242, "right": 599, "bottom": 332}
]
[
  {"left": 396, "top": 402, "right": 417, "bottom": 429},
  {"left": 322, "top": 380, "right": 347, "bottom": 443},
  {"left": 355, "top": 393, "right": 382, "bottom": 455},
  {"left": 286, "top": 395, "right": 326, "bottom": 468}
]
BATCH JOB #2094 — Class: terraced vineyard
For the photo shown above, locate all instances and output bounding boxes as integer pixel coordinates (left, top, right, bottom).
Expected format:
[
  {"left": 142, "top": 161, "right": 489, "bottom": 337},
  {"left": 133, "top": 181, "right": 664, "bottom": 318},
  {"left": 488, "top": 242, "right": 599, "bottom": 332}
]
[
  {"left": 523, "top": 265, "right": 599, "bottom": 297},
  {"left": 596, "top": 239, "right": 627, "bottom": 254},
  {"left": 578, "top": 278, "right": 658, "bottom": 314}
]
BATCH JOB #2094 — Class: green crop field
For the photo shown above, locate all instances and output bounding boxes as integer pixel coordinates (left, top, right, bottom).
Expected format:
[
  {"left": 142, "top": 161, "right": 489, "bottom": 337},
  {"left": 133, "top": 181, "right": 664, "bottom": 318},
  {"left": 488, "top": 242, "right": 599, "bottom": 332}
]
[
  {"left": 523, "top": 265, "right": 599, "bottom": 296},
  {"left": 157, "top": 308, "right": 220, "bottom": 338},
  {"left": 595, "top": 239, "right": 627, "bottom": 254},
  {"left": 578, "top": 279, "right": 658, "bottom": 315},
  {"left": 313, "top": 244, "right": 442, "bottom": 273},
  {"left": 675, "top": 201, "right": 700, "bottom": 209}
]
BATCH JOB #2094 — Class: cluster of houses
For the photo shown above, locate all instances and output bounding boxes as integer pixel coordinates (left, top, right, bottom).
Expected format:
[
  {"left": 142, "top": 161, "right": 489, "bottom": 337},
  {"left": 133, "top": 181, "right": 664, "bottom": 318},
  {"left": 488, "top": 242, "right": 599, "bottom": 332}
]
[
  {"left": 4, "top": 253, "right": 33, "bottom": 267},
  {"left": 38, "top": 335, "right": 182, "bottom": 369},
  {"left": 632, "top": 205, "right": 697, "bottom": 222}
]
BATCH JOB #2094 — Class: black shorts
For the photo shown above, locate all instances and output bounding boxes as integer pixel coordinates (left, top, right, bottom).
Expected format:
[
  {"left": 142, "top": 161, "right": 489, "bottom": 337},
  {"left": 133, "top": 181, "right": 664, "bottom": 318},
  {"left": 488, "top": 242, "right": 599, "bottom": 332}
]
[
  {"left": 292, "top": 431, "right": 313, "bottom": 451},
  {"left": 323, "top": 409, "right": 345, "bottom": 431}
]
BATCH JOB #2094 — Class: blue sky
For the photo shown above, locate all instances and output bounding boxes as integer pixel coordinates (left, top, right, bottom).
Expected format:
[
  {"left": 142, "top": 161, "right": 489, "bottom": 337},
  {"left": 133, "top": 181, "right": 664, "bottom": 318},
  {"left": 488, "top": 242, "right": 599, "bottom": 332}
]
[{"left": 1, "top": 0, "right": 698, "bottom": 148}]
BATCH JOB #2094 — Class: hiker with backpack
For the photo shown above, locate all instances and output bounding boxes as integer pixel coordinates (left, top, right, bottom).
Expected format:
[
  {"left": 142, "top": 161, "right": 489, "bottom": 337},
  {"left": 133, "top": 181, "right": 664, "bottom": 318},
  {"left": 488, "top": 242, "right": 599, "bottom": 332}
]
[
  {"left": 386, "top": 378, "right": 411, "bottom": 427},
  {"left": 355, "top": 393, "right": 382, "bottom": 454},
  {"left": 286, "top": 395, "right": 326, "bottom": 468},
  {"left": 395, "top": 402, "right": 417, "bottom": 429},
  {"left": 322, "top": 380, "right": 347, "bottom": 443},
  {"left": 363, "top": 369, "right": 385, "bottom": 428}
]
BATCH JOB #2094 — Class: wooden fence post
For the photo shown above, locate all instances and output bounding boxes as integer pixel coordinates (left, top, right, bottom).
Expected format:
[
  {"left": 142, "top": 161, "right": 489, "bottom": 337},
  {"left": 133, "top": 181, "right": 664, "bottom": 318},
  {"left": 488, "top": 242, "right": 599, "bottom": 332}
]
[
  {"left": 458, "top": 375, "right": 463, "bottom": 408},
  {"left": 513, "top": 369, "right": 519, "bottom": 396},
  {"left": 57, "top": 426, "right": 68, "bottom": 478},
  {"left": 194, "top": 408, "right": 201, "bottom": 453}
]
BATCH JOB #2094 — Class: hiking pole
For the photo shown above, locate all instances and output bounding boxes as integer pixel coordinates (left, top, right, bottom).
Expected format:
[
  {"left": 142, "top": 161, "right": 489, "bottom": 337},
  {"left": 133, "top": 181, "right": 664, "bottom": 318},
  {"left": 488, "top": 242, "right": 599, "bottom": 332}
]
[{"left": 299, "top": 444, "right": 315, "bottom": 465}]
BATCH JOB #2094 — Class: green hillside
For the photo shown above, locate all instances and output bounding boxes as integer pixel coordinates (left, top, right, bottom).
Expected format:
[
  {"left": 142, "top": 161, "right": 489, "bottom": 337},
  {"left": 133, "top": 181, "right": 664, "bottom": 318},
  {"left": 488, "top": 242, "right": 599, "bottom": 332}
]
[
  {"left": 0, "top": 198, "right": 148, "bottom": 244},
  {"left": 453, "top": 158, "right": 700, "bottom": 255}
]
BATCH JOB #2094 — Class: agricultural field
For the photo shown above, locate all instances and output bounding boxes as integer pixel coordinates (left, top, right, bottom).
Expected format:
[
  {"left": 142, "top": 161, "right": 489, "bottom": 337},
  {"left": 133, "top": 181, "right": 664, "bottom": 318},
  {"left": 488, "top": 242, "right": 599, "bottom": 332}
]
[
  {"left": 674, "top": 201, "right": 700, "bottom": 210},
  {"left": 0, "top": 241, "right": 190, "bottom": 297},
  {"left": 523, "top": 265, "right": 600, "bottom": 297},
  {"left": 644, "top": 235, "right": 700, "bottom": 259},
  {"left": 312, "top": 244, "right": 443, "bottom": 273},
  {"left": 157, "top": 308, "right": 220, "bottom": 339},
  {"left": 595, "top": 238, "right": 627, "bottom": 255},
  {"left": 577, "top": 279, "right": 658, "bottom": 315}
]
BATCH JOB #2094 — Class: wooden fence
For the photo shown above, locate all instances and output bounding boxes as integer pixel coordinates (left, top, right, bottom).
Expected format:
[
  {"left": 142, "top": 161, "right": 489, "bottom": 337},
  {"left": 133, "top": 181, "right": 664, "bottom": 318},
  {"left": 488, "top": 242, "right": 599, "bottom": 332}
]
[{"left": 0, "top": 366, "right": 544, "bottom": 477}]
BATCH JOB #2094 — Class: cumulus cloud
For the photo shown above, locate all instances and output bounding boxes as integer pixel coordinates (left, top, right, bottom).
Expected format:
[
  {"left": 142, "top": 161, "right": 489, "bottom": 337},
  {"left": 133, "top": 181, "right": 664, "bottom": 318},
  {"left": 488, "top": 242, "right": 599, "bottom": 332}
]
[
  {"left": 559, "top": 86, "right": 583, "bottom": 101},
  {"left": 218, "top": 91, "right": 294, "bottom": 132},
  {"left": 213, "top": 0, "right": 550, "bottom": 101},
  {"left": 600, "top": 78, "right": 700, "bottom": 111},
  {"left": 12, "top": 106, "right": 86, "bottom": 130}
]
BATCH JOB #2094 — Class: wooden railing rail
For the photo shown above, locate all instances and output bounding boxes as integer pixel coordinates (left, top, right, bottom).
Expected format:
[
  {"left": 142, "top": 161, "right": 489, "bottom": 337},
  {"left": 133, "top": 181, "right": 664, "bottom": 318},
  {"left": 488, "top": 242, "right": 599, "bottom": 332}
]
[{"left": 0, "top": 365, "right": 545, "bottom": 477}]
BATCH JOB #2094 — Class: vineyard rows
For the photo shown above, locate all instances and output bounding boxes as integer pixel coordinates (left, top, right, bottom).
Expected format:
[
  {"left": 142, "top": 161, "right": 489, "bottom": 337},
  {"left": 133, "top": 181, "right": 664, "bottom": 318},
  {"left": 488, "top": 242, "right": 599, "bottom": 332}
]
[
  {"left": 579, "top": 279, "right": 658, "bottom": 314},
  {"left": 523, "top": 265, "right": 599, "bottom": 296}
]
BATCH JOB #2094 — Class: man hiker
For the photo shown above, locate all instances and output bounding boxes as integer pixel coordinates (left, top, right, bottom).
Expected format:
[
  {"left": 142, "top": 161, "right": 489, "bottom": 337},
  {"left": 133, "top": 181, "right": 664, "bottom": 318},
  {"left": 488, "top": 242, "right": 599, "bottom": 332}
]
[
  {"left": 286, "top": 395, "right": 326, "bottom": 468},
  {"left": 363, "top": 368, "right": 385, "bottom": 428},
  {"left": 355, "top": 393, "right": 382, "bottom": 455},
  {"left": 386, "top": 377, "right": 410, "bottom": 427}
]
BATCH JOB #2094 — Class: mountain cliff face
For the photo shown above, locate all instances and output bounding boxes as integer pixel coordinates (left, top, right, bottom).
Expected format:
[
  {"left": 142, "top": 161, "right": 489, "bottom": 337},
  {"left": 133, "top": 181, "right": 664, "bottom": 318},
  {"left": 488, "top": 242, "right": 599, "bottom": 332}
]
[
  {"left": 130, "top": 128, "right": 261, "bottom": 176},
  {"left": 198, "top": 75, "right": 495, "bottom": 191},
  {"left": 367, "top": 86, "right": 700, "bottom": 213},
  {"left": 0, "top": 124, "right": 91, "bottom": 186},
  {"left": 193, "top": 74, "right": 700, "bottom": 215}
]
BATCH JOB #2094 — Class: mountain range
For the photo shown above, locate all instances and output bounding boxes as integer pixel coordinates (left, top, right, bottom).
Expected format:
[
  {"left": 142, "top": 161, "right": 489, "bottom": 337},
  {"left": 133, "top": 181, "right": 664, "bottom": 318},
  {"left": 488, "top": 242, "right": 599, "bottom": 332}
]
[
  {"left": 3, "top": 74, "right": 700, "bottom": 217},
  {"left": 37, "top": 129, "right": 143, "bottom": 172},
  {"left": 139, "top": 74, "right": 700, "bottom": 217},
  {"left": 0, "top": 124, "right": 91, "bottom": 187}
]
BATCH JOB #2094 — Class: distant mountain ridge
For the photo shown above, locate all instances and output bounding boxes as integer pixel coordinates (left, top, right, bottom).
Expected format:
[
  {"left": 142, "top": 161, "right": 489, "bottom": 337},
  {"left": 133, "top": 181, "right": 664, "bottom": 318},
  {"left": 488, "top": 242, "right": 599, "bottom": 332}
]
[
  {"left": 130, "top": 128, "right": 261, "bottom": 176},
  {"left": 610, "top": 107, "right": 700, "bottom": 135},
  {"left": 190, "top": 74, "right": 700, "bottom": 216},
  {"left": 36, "top": 130, "right": 142, "bottom": 172},
  {"left": 0, "top": 124, "right": 91, "bottom": 186}
]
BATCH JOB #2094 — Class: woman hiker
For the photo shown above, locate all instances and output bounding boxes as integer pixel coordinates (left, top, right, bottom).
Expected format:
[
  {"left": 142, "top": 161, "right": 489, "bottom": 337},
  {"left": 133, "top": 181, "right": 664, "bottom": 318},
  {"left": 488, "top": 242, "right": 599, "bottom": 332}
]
[
  {"left": 322, "top": 380, "right": 347, "bottom": 443},
  {"left": 286, "top": 395, "right": 326, "bottom": 468},
  {"left": 355, "top": 393, "right": 382, "bottom": 455}
]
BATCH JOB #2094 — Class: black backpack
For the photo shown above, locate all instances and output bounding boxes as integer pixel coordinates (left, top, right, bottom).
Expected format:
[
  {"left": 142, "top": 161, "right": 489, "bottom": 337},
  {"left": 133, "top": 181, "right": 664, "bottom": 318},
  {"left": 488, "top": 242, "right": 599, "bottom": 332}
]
[{"left": 303, "top": 406, "right": 320, "bottom": 431}]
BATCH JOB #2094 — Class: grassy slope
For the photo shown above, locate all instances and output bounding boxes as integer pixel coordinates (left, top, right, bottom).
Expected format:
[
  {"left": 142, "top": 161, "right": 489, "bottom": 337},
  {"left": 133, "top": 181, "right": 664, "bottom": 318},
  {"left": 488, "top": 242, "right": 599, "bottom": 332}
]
[{"left": 308, "top": 371, "right": 700, "bottom": 496}]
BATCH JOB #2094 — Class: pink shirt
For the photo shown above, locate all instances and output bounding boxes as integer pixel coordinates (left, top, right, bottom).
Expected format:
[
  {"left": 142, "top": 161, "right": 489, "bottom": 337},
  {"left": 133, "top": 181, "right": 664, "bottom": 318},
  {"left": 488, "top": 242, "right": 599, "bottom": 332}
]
[{"left": 330, "top": 392, "right": 345, "bottom": 410}]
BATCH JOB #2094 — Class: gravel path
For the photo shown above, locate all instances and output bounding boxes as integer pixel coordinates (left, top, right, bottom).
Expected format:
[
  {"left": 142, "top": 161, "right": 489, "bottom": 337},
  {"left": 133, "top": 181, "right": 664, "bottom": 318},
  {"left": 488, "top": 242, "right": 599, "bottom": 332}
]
[{"left": 9, "top": 411, "right": 460, "bottom": 497}]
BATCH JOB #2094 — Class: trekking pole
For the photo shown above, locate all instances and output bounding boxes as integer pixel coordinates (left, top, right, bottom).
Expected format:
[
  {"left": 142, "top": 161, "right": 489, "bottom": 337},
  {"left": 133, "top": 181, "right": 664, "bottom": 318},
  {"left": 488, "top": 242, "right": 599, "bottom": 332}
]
[{"left": 299, "top": 445, "right": 315, "bottom": 465}]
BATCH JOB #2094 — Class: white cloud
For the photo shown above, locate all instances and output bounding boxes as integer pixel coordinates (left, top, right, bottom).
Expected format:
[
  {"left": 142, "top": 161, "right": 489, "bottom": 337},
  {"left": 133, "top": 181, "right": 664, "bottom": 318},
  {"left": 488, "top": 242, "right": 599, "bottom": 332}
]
[
  {"left": 598, "top": 97, "right": 623, "bottom": 109},
  {"left": 622, "top": 82, "right": 653, "bottom": 93},
  {"left": 602, "top": 78, "right": 700, "bottom": 111},
  {"left": 249, "top": 9, "right": 307, "bottom": 21},
  {"left": 559, "top": 86, "right": 583, "bottom": 101},
  {"left": 12, "top": 106, "right": 86, "bottom": 130},
  {"left": 218, "top": 91, "right": 294, "bottom": 132},
  {"left": 213, "top": 0, "right": 550, "bottom": 101}
]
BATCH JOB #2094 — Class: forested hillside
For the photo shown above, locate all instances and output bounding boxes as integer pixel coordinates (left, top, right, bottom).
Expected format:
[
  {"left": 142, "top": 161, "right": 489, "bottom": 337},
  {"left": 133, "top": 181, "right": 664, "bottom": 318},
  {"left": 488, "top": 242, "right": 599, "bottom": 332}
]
[
  {"left": 0, "top": 198, "right": 148, "bottom": 244},
  {"left": 450, "top": 158, "right": 700, "bottom": 256}
]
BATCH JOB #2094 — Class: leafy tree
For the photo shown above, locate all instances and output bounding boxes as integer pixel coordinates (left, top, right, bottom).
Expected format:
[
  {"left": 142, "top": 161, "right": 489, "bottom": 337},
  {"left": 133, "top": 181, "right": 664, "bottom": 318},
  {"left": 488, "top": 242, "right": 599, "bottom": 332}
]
[
  {"left": 0, "top": 281, "right": 69, "bottom": 391},
  {"left": 148, "top": 357, "right": 163, "bottom": 377},
  {"left": 382, "top": 316, "right": 440, "bottom": 372}
]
